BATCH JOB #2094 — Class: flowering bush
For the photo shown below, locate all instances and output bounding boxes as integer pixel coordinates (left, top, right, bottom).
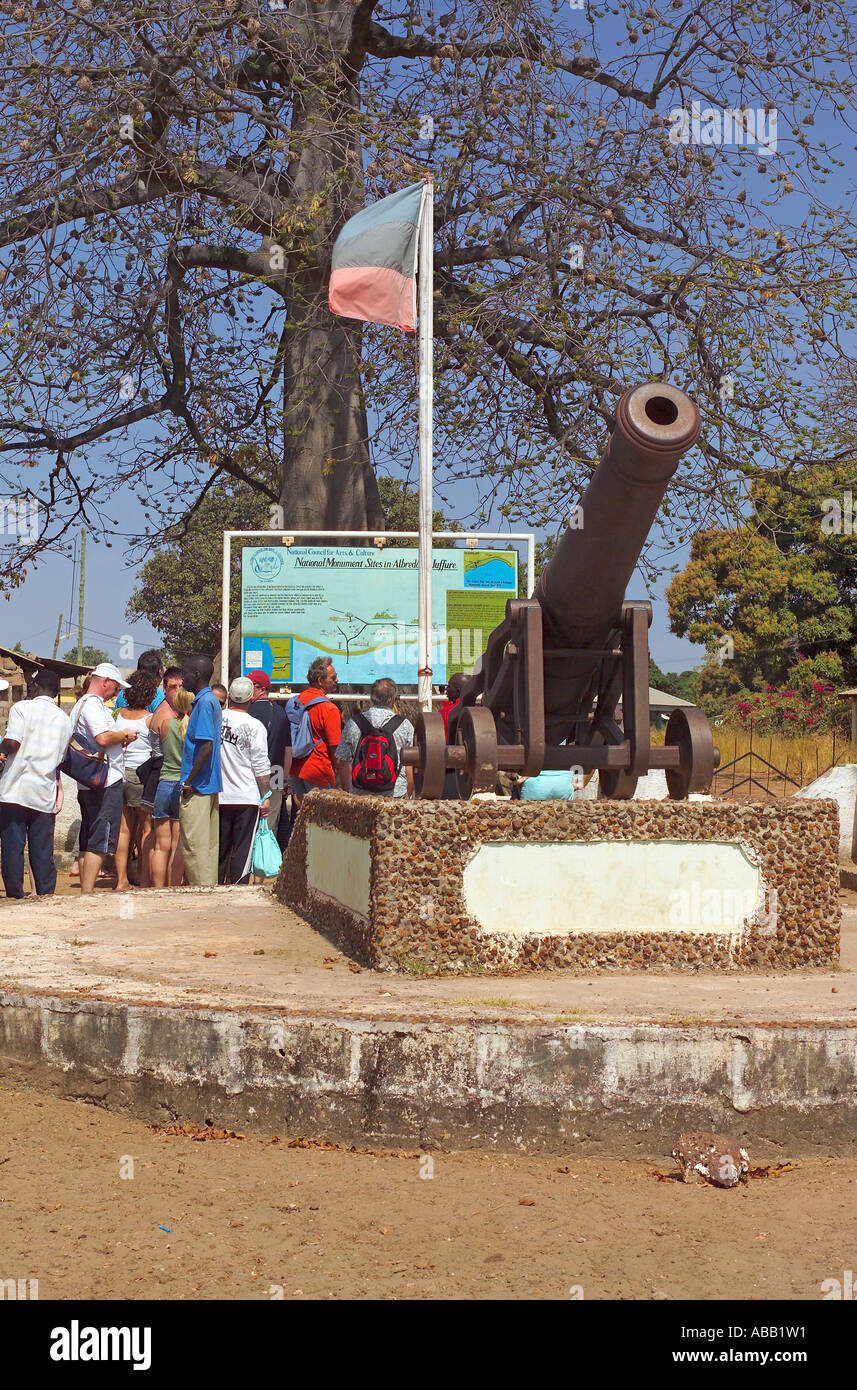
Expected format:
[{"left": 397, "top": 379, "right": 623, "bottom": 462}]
[{"left": 730, "top": 681, "right": 846, "bottom": 736}]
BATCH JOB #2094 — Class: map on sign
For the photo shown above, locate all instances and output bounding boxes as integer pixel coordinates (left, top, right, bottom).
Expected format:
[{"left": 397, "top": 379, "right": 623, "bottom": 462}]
[{"left": 240, "top": 545, "right": 518, "bottom": 686}]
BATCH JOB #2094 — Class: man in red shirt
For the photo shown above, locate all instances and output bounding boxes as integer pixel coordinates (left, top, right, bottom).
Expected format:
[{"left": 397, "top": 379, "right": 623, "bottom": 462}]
[
  {"left": 288, "top": 658, "right": 341, "bottom": 828},
  {"left": 439, "top": 672, "right": 465, "bottom": 736}
]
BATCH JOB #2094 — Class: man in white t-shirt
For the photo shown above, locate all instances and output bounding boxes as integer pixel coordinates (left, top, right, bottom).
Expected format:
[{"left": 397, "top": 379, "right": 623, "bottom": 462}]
[
  {"left": 0, "top": 669, "right": 71, "bottom": 898},
  {"left": 68, "top": 662, "right": 136, "bottom": 894},
  {"left": 218, "top": 677, "right": 271, "bottom": 884}
]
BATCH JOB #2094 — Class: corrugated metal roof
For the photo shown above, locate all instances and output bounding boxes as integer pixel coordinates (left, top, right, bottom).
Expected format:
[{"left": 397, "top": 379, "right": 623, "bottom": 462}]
[{"left": 0, "top": 643, "right": 92, "bottom": 678}]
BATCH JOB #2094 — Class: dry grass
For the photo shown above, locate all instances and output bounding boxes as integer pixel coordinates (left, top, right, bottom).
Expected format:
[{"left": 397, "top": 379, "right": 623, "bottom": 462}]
[
  {"left": 653, "top": 720, "right": 853, "bottom": 798},
  {"left": 708, "top": 728, "right": 854, "bottom": 799},
  {"left": 711, "top": 728, "right": 850, "bottom": 779}
]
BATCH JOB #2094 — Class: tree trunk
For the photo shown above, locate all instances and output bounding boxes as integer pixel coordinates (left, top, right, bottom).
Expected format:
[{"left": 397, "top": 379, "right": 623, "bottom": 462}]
[
  {"left": 281, "top": 287, "right": 384, "bottom": 532},
  {"left": 279, "top": 0, "right": 385, "bottom": 535}
]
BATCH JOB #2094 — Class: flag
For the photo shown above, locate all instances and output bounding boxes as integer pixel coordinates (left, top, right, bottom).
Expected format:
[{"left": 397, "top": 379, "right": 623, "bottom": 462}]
[{"left": 328, "top": 182, "right": 427, "bottom": 332}]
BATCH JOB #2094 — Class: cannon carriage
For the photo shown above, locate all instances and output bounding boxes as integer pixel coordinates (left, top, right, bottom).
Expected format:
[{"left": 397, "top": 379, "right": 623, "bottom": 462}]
[{"left": 403, "top": 381, "right": 719, "bottom": 801}]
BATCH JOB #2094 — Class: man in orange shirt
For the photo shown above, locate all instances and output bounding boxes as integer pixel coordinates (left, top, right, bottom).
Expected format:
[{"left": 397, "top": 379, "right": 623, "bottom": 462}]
[{"left": 287, "top": 658, "right": 341, "bottom": 829}]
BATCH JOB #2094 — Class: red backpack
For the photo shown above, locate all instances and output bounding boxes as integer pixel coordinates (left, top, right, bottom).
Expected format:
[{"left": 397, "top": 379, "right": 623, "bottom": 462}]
[{"left": 352, "top": 712, "right": 404, "bottom": 791}]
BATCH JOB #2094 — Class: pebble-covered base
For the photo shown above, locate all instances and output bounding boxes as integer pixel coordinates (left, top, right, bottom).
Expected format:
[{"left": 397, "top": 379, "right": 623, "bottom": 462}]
[{"left": 276, "top": 792, "right": 841, "bottom": 975}]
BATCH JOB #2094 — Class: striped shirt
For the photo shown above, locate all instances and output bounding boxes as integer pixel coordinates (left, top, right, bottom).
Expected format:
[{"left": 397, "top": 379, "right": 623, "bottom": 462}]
[{"left": 0, "top": 696, "right": 72, "bottom": 814}]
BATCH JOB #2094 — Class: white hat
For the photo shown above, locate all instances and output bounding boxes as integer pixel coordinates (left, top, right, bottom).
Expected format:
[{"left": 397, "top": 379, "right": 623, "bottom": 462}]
[
  {"left": 229, "top": 676, "right": 255, "bottom": 704},
  {"left": 92, "top": 662, "right": 131, "bottom": 690}
]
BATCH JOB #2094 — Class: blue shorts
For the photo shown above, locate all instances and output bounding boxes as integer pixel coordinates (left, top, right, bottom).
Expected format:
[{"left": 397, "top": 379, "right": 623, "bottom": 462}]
[
  {"left": 78, "top": 780, "right": 124, "bottom": 856},
  {"left": 152, "top": 778, "right": 180, "bottom": 821}
]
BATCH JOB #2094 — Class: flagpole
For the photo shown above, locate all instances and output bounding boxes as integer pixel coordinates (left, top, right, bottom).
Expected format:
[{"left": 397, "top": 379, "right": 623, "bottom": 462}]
[{"left": 417, "top": 179, "right": 434, "bottom": 713}]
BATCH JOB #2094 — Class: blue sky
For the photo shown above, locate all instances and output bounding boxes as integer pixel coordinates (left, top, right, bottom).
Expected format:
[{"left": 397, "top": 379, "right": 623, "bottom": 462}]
[{"left": 0, "top": 529, "right": 163, "bottom": 665}]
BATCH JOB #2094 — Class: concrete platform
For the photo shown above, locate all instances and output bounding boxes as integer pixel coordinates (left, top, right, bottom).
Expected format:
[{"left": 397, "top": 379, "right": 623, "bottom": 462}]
[{"left": 0, "top": 887, "right": 855, "bottom": 1156}]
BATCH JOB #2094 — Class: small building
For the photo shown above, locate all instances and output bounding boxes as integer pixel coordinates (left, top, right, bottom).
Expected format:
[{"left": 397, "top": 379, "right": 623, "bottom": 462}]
[
  {"left": 0, "top": 644, "right": 93, "bottom": 729},
  {"left": 618, "top": 685, "right": 694, "bottom": 731}
]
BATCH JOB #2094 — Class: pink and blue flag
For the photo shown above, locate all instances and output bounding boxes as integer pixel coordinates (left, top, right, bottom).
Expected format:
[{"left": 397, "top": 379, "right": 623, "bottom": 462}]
[{"left": 328, "top": 182, "right": 427, "bottom": 332}]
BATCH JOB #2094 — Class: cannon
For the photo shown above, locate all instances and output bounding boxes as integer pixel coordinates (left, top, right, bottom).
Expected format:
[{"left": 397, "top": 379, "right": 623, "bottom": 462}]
[{"left": 404, "top": 381, "right": 719, "bottom": 800}]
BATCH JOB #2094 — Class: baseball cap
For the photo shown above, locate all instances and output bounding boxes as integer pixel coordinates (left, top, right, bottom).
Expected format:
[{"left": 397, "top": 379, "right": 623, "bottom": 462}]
[
  {"left": 247, "top": 669, "right": 270, "bottom": 690},
  {"left": 92, "top": 662, "right": 131, "bottom": 690},
  {"left": 229, "top": 676, "right": 255, "bottom": 704}
]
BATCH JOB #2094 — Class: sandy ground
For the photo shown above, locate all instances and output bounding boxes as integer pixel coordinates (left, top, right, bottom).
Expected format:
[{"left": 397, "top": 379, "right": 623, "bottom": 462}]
[{"left": 0, "top": 1086, "right": 854, "bottom": 1301}]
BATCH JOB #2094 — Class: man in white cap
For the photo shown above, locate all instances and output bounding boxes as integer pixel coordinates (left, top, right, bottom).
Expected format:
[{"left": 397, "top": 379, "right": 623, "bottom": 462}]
[
  {"left": 68, "top": 662, "right": 137, "bottom": 894},
  {"left": 0, "top": 668, "right": 71, "bottom": 897},
  {"left": 218, "top": 676, "right": 271, "bottom": 884}
]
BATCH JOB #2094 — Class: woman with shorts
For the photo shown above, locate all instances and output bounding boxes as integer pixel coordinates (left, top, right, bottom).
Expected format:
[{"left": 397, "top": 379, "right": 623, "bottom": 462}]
[
  {"left": 113, "top": 671, "right": 158, "bottom": 891},
  {"left": 150, "top": 685, "right": 192, "bottom": 887}
]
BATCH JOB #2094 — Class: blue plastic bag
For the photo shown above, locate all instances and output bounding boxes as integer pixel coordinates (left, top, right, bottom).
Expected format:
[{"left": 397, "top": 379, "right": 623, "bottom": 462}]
[
  {"left": 251, "top": 799, "right": 283, "bottom": 878},
  {"left": 520, "top": 769, "right": 576, "bottom": 801}
]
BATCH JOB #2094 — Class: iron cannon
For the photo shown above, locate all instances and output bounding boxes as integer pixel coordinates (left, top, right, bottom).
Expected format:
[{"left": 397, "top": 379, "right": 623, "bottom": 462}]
[{"left": 405, "top": 381, "right": 718, "bottom": 800}]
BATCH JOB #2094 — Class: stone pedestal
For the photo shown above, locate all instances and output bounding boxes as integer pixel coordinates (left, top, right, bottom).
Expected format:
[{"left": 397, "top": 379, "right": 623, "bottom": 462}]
[{"left": 277, "top": 792, "right": 840, "bottom": 974}]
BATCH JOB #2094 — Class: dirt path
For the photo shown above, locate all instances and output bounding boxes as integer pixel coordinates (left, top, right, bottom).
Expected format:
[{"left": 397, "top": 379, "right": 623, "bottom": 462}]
[{"left": 0, "top": 1087, "right": 853, "bottom": 1301}]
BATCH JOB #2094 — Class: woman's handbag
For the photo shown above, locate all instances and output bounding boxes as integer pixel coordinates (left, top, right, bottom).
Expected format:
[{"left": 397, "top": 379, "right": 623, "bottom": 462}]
[
  {"left": 251, "top": 795, "right": 283, "bottom": 879},
  {"left": 59, "top": 696, "right": 110, "bottom": 790}
]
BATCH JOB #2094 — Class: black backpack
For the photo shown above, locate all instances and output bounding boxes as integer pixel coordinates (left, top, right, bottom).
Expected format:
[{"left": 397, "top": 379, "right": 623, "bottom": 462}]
[{"left": 352, "top": 712, "right": 404, "bottom": 791}]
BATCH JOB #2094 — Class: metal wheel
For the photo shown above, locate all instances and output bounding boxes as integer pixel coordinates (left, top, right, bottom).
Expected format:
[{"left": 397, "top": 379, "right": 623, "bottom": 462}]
[
  {"left": 455, "top": 706, "right": 499, "bottom": 800},
  {"left": 413, "top": 711, "right": 447, "bottom": 799},
  {"left": 665, "top": 706, "right": 716, "bottom": 799},
  {"left": 598, "top": 767, "right": 639, "bottom": 800}
]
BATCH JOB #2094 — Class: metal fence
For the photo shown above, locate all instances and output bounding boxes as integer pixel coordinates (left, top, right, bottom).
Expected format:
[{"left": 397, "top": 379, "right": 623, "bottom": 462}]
[{"left": 712, "top": 729, "right": 847, "bottom": 801}]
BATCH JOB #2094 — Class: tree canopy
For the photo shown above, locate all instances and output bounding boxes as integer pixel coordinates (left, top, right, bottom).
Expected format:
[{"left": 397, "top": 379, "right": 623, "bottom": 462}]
[
  {"left": 648, "top": 656, "right": 699, "bottom": 704},
  {"left": 1, "top": 0, "right": 856, "bottom": 596},
  {"left": 62, "top": 642, "right": 107, "bottom": 665},
  {"left": 667, "top": 458, "right": 857, "bottom": 703}
]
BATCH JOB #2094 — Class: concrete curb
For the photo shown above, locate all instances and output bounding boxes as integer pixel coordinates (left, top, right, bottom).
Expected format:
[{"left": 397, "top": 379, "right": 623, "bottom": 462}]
[{"left": 1, "top": 989, "right": 855, "bottom": 1157}]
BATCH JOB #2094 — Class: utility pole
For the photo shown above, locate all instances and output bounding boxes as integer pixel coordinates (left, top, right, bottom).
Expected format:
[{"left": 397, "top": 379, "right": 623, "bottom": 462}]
[
  {"left": 76, "top": 528, "right": 86, "bottom": 666},
  {"left": 52, "top": 612, "right": 63, "bottom": 660}
]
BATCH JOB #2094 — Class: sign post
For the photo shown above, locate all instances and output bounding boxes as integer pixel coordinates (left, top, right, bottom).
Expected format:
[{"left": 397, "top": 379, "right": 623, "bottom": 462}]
[{"left": 417, "top": 179, "right": 434, "bottom": 713}]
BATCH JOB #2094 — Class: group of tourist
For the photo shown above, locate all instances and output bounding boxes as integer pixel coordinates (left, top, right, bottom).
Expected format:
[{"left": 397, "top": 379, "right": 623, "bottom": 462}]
[{"left": 0, "top": 648, "right": 424, "bottom": 900}]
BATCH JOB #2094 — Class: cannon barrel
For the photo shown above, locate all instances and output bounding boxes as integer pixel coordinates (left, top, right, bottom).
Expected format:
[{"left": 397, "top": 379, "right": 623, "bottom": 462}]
[
  {"left": 535, "top": 382, "right": 701, "bottom": 649},
  {"left": 533, "top": 382, "right": 701, "bottom": 738}
]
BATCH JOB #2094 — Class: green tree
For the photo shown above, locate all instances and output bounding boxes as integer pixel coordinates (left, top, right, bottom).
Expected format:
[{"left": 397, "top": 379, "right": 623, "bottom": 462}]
[
  {"left": 126, "top": 481, "right": 271, "bottom": 661},
  {"left": 2, "top": 2, "right": 856, "bottom": 594},
  {"left": 648, "top": 657, "right": 700, "bottom": 705},
  {"left": 63, "top": 644, "right": 108, "bottom": 666},
  {"left": 667, "top": 463, "right": 857, "bottom": 698}
]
